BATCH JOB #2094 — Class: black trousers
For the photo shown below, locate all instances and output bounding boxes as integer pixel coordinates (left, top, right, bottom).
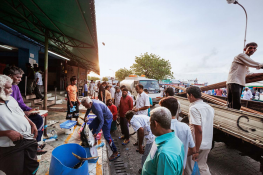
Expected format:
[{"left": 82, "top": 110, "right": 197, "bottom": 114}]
[
  {"left": 0, "top": 139, "right": 39, "bottom": 175},
  {"left": 28, "top": 114, "right": 44, "bottom": 142},
  {"left": 120, "top": 117, "right": 129, "bottom": 140},
  {"left": 34, "top": 85, "right": 43, "bottom": 99},
  {"left": 227, "top": 83, "right": 244, "bottom": 110},
  {"left": 66, "top": 101, "right": 80, "bottom": 119}
]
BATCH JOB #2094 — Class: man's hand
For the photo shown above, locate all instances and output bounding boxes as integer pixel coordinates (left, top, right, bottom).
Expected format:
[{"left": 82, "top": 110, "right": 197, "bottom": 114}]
[
  {"left": 31, "top": 123, "right": 38, "bottom": 139},
  {"left": 78, "top": 101, "right": 81, "bottom": 105},
  {"left": 6, "top": 130, "right": 23, "bottom": 142},
  {"left": 84, "top": 116, "right": 88, "bottom": 122},
  {"left": 133, "top": 107, "right": 139, "bottom": 112},
  {"left": 70, "top": 103, "right": 73, "bottom": 108},
  {"left": 93, "top": 133, "right": 97, "bottom": 138},
  {"left": 24, "top": 111, "right": 31, "bottom": 117},
  {"left": 139, "top": 145, "right": 144, "bottom": 154},
  {"left": 192, "top": 152, "right": 199, "bottom": 161}
]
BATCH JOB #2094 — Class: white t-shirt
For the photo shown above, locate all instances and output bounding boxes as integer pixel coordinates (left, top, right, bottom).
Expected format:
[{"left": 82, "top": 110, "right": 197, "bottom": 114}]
[
  {"left": 35, "top": 72, "right": 43, "bottom": 85},
  {"left": 189, "top": 99, "right": 214, "bottom": 150},
  {"left": 242, "top": 90, "right": 252, "bottom": 100},
  {"left": 89, "top": 82, "right": 95, "bottom": 90},
  {"left": 171, "top": 119, "right": 195, "bottom": 168},
  {"left": 135, "top": 92, "right": 150, "bottom": 115},
  {"left": 0, "top": 96, "right": 34, "bottom": 147},
  {"left": 130, "top": 115, "right": 155, "bottom": 144},
  {"left": 110, "top": 87, "right": 115, "bottom": 99},
  {"left": 114, "top": 91, "right": 122, "bottom": 107}
]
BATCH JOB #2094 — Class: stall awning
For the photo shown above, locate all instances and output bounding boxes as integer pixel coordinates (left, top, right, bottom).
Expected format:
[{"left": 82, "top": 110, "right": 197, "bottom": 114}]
[{"left": 0, "top": 0, "right": 99, "bottom": 74}]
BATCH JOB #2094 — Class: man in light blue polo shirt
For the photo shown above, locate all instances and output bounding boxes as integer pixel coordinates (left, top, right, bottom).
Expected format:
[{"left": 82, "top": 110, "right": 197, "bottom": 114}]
[{"left": 142, "top": 107, "right": 184, "bottom": 175}]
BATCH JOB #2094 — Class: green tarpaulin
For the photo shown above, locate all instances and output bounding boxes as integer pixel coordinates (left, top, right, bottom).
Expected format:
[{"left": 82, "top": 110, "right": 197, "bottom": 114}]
[{"left": 0, "top": 0, "right": 99, "bottom": 74}]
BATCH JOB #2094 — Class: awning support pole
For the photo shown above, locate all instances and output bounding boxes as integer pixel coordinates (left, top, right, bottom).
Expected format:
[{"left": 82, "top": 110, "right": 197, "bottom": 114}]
[
  {"left": 44, "top": 29, "right": 48, "bottom": 136},
  {"left": 77, "top": 64, "right": 80, "bottom": 96},
  {"left": 44, "top": 29, "right": 48, "bottom": 110}
]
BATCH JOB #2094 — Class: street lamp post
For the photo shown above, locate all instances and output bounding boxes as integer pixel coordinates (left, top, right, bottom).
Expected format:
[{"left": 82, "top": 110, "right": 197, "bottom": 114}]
[
  {"left": 227, "top": 0, "right": 248, "bottom": 51},
  {"left": 109, "top": 69, "right": 115, "bottom": 84}
]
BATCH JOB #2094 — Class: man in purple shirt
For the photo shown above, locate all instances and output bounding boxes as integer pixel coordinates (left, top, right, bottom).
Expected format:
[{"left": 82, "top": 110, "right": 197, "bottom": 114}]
[{"left": 4, "top": 66, "right": 46, "bottom": 155}]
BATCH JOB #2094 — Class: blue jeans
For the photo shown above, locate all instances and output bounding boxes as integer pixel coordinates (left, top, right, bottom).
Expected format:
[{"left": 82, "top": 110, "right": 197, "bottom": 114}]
[
  {"left": 89, "top": 118, "right": 117, "bottom": 153},
  {"left": 28, "top": 114, "right": 44, "bottom": 142}
]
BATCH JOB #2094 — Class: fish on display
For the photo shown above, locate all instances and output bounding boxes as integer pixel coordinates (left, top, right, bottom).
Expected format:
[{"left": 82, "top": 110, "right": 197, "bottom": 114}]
[
  {"left": 72, "top": 152, "right": 99, "bottom": 169},
  {"left": 80, "top": 122, "right": 95, "bottom": 147}
]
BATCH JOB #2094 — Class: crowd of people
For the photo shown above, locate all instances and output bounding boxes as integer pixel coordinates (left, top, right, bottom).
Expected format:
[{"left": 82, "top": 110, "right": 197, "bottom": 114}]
[
  {"left": 78, "top": 82, "right": 214, "bottom": 175},
  {"left": 0, "top": 42, "right": 262, "bottom": 175}
]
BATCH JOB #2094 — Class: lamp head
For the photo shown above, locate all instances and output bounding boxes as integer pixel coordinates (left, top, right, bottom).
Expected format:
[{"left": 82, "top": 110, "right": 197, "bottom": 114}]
[{"left": 226, "top": 0, "right": 237, "bottom": 4}]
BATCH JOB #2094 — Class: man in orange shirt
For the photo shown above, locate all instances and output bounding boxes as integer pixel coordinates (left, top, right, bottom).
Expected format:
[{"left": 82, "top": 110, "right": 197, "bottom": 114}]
[{"left": 66, "top": 76, "right": 81, "bottom": 125}]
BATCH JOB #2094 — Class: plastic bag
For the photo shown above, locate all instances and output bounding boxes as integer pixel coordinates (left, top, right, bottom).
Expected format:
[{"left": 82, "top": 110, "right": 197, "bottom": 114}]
[{"left": 191, "top": 162, "right": 201, "bottom": 175}]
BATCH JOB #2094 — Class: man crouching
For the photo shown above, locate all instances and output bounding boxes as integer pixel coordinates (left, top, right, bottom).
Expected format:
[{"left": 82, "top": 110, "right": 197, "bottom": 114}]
[{"left": 0, "top": 75, "right": 39, "bottom": 175}]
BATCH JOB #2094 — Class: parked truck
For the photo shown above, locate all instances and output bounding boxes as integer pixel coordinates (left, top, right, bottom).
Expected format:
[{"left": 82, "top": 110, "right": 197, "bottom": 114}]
[{"left": 120, "top": 75, "right": 162, "bottom": 104}]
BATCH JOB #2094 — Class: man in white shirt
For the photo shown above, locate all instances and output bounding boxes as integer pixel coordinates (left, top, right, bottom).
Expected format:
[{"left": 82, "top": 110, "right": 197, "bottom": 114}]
[
  {"left": 242, "top": 87, "right": 252, "bottom": 100},
  {"left": 0, "top": 75, "right": 39, "bottom": 175},
  {"left": 227, "top": 42, "right": 263, "bottom": 109},
  {"left": 109, "top": 84, "right": 115, "bottom": 101},
  {"left": 34, "top": 67, "right": 44, "bottom": 100},
  {"left": 185, "top": 86, "right": 214, "bottom": 175},
  {"left": 89, "top": 80, "right": 95, "bottom": 98},
  {"left": 114, "top": 86, "right": 122, "bottom": 108},
  {"left": 159, "top": 96, "right": 196, "bottom": 172},
  {"left": 125, "top": 110, "right": 154, "bottom": 174},
  {"left": 133, "top": 84, "right": 150, "bottom": 115}
]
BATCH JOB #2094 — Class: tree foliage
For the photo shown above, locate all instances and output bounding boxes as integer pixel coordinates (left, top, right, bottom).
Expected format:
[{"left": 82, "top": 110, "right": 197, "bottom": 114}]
[
  {"left": 115, "top": 68, "right": 133, "bottom": 81},
  {"left": 102, "top": 77, "right": 109, "bottom": 81},
  {"left": 130, "top": 52, "right": 174, "bottom": 80},
  {"left": 88, "top": 76, "right": 100, "bottom": 81}
]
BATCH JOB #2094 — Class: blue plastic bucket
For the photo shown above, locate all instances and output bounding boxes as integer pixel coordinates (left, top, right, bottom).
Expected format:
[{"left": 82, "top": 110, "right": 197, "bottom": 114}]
[
  {"left": 49, "top": 143, "right": 89, "bottom": 175},
  {"left": 84, "top": 147, "right": 99, "bottom": 163}
]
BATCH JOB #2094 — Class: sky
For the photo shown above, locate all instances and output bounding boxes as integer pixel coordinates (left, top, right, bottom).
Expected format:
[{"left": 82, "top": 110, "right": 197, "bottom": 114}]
[{"left": 93, "top": 0, "right": 263, "bottom": 84}]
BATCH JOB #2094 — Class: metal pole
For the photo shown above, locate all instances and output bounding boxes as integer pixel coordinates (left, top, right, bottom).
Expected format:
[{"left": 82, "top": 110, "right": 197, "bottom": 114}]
[
  {"left": 77, "top": 64, "right": 80, "bottom": 96},
  {"left": 235, "top": 1, "right": 248, "bottom": 51},
  {"left": 44, "top": 29, "right": 48, "bottom": 110},
  {"left": 55, "top": 87, "right": 57, "bottom": 104},
  {"left": 44, "top": 29, "right": 48, "bottom": 137}
]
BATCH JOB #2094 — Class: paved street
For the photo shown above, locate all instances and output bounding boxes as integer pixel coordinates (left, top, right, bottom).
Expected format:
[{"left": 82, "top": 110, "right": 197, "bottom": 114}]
[{"left": 108, "top": 107, "right": 261, "bottom": 175}]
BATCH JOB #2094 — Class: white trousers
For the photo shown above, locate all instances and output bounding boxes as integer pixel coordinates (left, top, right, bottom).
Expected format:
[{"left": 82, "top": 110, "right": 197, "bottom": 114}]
[{"left": 185, "top": 149, "right": 211, "bottom": 175}]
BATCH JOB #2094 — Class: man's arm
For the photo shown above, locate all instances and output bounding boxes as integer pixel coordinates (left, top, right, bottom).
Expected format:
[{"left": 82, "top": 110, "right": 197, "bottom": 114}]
[
  {"left": 194, "top": 125, "right": 202, "bottom": 152},
  {"left": 93, "top": 107, "right": 104, "bottom": 135},
  {"left": 0, "top": 130, "right": 23, "bottom": 141},
  {"left": 239, "top": 53, "right": 263, "bottom": 69},
  {"left": 112, "top": 106, "right": 118, "bottom": 116},
  {"left": 129, "top": 97, "right": 133, "bottom": 110},
  {"left": 138, "top": 127, "right": 144, "bottom": 154},
  {"left": 84, "top": 108, "right": 92, "bottom": 122},
  {"left": 24, "top": 115, "right": 38, "bottom": 139}
]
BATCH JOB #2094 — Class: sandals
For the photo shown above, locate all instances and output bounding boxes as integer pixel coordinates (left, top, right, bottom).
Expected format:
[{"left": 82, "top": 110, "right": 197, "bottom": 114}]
[
  {"left": 109, "top": 153, "right": 120, "bottom": 161},
  {"left": 118, "top": 135, "right": 125, "bottom": 139},
  {"left": 136, "top": 146, "right": 145, "bottom": 152},
  {"left": 122, "top": 139, "right": 130, "bottom": 145},
  {"left": 133, "top": 142, "right": 138, "bottom": 146},
  {"left": 37, "top": 150, "right": 47, "bottom": 155},
  {"left": 39, "top": 144, "right": 46, "bottom": 150}
]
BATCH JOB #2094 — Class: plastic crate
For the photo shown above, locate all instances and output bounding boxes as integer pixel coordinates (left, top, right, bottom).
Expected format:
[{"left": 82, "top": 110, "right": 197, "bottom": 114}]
[
  {"left": 60, "top": 120, "right": 77, "bottom": 129},
  {"left": 87, "top": 115, "right": 96, "bottom": 124}
]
